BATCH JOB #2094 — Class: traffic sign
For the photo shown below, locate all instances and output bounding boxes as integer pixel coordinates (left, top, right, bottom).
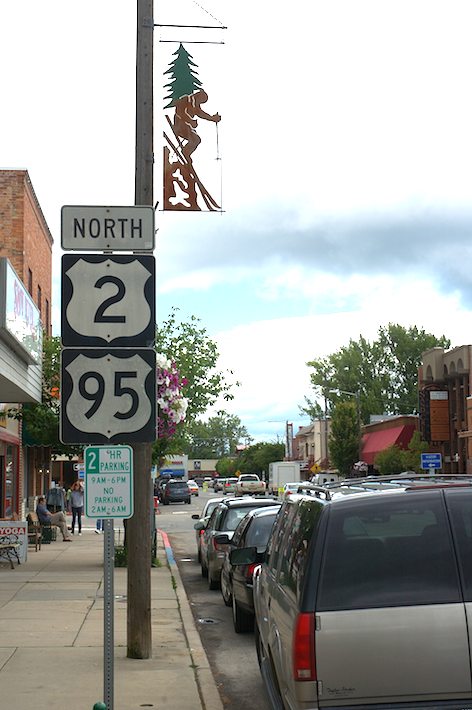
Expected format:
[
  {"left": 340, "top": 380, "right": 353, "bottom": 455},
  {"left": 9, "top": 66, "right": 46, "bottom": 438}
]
[
  {"left": 61, "top": 254, "right": 155, "bottom": 347},
  {"left": 61, "top": 205, "right": 154, "bottom": 251},
  {"left": 421, "top": 452, "right": 442, "bottom": 470},
  {"left": 84, "top": 446, "right": 133, "bottom": 518},
  {"left": 60, "top": 348, "right": 156, "bottom": 444}
]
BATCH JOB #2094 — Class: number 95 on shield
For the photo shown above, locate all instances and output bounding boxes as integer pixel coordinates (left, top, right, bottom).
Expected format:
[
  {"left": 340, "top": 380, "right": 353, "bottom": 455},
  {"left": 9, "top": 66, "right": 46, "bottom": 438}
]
[{"left": 60, "top": 348, "right": 156, "bottom": 444}]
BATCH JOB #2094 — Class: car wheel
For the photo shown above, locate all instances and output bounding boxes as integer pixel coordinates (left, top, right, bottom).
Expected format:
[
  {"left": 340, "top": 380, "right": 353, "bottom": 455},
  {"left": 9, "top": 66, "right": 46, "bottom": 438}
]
[
  {"left": 197, "top": 548, "right": 201, "bottom": 563},
  {"left": 187, "top": 498, "right": 191, "bottom": 504},
  {"left": 163, "top": 500, "right": 169, "bottom": 505},
  {"left": 232, "top": 594, "right": 253, "bottom": 633},
  {"left": 221, "top": 577, "right": 232, "bottom": 606},
  {"left": 208, "top": 563, "right": 220, "bottom": 590},
  {"left": 201, "top": 555, "right": 208, "bottom": 577}
]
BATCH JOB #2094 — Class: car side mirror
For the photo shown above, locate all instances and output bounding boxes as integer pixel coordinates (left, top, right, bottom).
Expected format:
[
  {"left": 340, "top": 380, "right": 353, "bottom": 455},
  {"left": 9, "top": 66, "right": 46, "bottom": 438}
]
[
  {"left": 191, "top": 514, "right": 199, "bottom": 520},
  {"left": 214, "top": 533, "right": 230, "bottom": 545},
  {"left": 229, "top": 546, "right": 257, "bottom": 566}
]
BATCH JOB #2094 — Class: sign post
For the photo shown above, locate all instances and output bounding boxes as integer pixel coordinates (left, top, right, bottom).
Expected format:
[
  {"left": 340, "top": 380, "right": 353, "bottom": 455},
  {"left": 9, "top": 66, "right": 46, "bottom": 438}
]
[{"left": 85, "top": 445, "right": 134, "bottom": 710}]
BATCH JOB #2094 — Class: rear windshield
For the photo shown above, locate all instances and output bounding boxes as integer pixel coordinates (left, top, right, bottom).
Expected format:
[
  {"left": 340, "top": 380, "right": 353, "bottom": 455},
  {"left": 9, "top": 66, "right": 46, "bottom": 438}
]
[
  {"left": 224, "top": 505, "right": 263, "bottom": 531},
  {"left": 317, "top": 491, "right": 461, "bottom": 611},
  {"left": 169, "top": 482, "right": 188, "bottom": 489},
  {"left": 246, "top": 513, "right": 278, "bottom": 548}
]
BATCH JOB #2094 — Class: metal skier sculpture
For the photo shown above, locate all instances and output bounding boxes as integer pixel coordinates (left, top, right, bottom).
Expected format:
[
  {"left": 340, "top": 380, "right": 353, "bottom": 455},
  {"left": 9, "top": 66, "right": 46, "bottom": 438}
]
[{"left": 163, "top": 43, "right": 221, "bottom": 211}]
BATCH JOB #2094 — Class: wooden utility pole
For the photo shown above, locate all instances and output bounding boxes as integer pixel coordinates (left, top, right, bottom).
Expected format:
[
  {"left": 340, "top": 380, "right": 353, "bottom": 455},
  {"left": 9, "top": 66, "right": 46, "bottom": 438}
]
[{"left": 127, "top": 0, "right": 154, "bottom": 659}]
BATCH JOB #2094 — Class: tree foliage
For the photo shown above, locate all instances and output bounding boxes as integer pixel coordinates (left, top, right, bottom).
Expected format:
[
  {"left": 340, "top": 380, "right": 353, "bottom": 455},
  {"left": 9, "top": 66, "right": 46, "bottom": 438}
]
[
  {"left": 303, "top": 324, "right": 450, "bottom": 424},
  {"left": 182, "top": 412, "right": 250, "bottom": 459},
  {"left": 215, "top": 457, "right": 238, "bottom": 477},
  {"left": 236, "top": 442, "right": 286, "bottom": 477},
  {"left": 329, "top": 402, "right": 360, "bottom": 477},
  {"left": 156, "top": 308, "right": 237, "bottom": 421},
  {"left": 8, "top": 335, "right": 82, "bottom": 457},
  {"left": 164, "top": 43, "right": 202, "bottom": 108},
  {"left": 374, "top": 431, "right": 429, "bottom": 474}
]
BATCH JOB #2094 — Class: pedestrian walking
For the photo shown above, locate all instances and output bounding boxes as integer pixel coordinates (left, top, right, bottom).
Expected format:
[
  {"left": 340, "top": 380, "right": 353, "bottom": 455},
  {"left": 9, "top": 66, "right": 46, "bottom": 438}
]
[
  {"left": 70, "top": 481, "right": 84, "bottom": 535},
  {"left": 95, "top": 519, "right": 103, "bottom": 534}
]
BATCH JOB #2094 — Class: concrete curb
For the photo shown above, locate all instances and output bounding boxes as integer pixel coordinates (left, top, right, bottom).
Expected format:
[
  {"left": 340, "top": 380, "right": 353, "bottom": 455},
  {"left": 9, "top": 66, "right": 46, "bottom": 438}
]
[{"left": 159, "top": 529, "right": 224, "bottom": 710}]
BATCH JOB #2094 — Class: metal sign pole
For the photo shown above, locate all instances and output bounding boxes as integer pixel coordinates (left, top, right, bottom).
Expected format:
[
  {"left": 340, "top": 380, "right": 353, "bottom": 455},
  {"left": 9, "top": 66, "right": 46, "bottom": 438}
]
[{"left": 104, "top": 518, "right": 114, "bottom": 709}]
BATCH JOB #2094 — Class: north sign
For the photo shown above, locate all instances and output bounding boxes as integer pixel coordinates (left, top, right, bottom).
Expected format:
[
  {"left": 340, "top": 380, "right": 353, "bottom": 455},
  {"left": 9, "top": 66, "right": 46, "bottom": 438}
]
[
  {"left": 60, "top": 348, "right": 156, "bottom": 444},
  {"left": 61, "top": 205, "right": 155, "bottom": 251},
  {"left": 61, "top": 254, "right": 155, "bottom": 347},
  {"left": 85, "top": 446, "right": 134, "bottom": 519}
]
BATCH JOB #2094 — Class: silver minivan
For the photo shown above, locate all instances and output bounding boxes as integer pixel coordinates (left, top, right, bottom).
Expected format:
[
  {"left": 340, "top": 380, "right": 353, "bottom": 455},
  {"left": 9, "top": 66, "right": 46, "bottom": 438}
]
[{"left": 247, "top": 476, "right": 472, "bottom": 710}]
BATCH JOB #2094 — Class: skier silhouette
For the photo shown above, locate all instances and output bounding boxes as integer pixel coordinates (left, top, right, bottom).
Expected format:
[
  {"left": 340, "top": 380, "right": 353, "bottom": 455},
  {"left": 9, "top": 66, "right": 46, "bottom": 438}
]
[{"left": 173, "top": 90, "right": 221, "bottom": 162}]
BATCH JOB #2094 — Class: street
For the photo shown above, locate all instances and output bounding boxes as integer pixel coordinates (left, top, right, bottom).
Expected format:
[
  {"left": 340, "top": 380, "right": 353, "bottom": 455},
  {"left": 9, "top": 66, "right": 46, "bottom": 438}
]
[{"left": 156, "top": 489, "right": 271, "bottom": 710}]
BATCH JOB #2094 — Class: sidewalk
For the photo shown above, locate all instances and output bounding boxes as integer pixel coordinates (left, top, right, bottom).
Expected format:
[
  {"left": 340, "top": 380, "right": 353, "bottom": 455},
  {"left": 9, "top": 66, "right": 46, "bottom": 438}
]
[{"left": 0, "top": 524, "right": 223, "bottom": 710}]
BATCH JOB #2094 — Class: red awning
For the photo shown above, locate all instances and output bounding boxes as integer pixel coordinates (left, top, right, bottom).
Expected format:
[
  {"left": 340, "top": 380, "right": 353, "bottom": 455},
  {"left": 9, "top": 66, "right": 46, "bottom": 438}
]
[{"left": 361, "top": 425, "right": 416, "bottom": 466}]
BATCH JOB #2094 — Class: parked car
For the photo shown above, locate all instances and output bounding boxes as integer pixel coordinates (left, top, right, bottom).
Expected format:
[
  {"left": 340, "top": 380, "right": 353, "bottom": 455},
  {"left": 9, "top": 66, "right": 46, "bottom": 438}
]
[
  {"left": 196, "top": 497, "right": 279, "bottom": 590},
  {"left": 234, "top": 473, "right": 266, "bottom": 497},
  {"left": 154, "top": 475, "right": 171, "bottom": 502},
  {"left": 191, "top": 497, "right": 225, "bottom": 562},
  {"left": 220, "top": 504, "right": 281, "bottom": 633},
  {"left": 223, "top": 477, "right": 238, "bottom": 495},
  {"left": 161, "top": 479, "right": 191, "bottom": 505},
  {"left": 237, "top": 474, "right": 472, "bottom": 710},
  {"left": 187, "top": 480, "right": 199, "bottom": 496}
]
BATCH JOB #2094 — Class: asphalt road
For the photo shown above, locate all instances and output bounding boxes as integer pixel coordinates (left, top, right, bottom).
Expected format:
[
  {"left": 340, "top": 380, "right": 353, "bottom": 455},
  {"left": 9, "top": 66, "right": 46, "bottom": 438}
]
[{"left": 156, "top": 491, "right": 271, "bottom": 710}]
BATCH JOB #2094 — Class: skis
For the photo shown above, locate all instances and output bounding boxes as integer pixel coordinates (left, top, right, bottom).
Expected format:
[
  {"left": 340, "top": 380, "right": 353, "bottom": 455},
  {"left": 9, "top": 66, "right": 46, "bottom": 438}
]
[{"left": 164, "top": 115, "right": 220, "bottom": 211}]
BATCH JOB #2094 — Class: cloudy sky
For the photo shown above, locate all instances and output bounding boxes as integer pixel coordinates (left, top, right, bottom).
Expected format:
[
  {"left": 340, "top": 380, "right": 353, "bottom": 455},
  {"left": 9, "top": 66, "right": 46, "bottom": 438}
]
[{"left": 3, "top": 0, "right": 472, "bottom": 443}]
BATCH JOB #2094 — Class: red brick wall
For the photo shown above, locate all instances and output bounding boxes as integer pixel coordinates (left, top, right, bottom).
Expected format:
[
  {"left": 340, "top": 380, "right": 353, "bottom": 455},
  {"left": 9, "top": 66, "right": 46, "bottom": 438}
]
[{"left": 0, "top": 170, "right": 53, "bottom": 335}]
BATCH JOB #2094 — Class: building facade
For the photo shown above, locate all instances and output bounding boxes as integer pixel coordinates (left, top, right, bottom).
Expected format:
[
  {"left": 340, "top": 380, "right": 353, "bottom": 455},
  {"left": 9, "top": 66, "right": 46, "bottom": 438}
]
[
  {"left": 419, "top": 345, "right": 471, "bottom": 473},
  {"left": 0, "top": 169, "right": 53, "bottom": 518}
]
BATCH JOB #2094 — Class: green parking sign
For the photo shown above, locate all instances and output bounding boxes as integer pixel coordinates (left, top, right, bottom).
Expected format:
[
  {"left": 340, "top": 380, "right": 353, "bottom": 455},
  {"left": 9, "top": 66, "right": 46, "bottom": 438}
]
[{"left": 84, "top": 446, "right": 133, "bottom": 518}]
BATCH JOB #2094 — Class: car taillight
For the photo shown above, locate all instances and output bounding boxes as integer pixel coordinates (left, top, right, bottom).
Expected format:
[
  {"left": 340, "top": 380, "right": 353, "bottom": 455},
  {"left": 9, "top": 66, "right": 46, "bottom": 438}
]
[
  {"left": 245, "top": 562, "right": 258, "bottom": 581},
  {"left": 199, "top": 529, "right": 205, "bottom": 538},
  {"left": 292, "top": 612, "right": 316, "bottom": 682}
]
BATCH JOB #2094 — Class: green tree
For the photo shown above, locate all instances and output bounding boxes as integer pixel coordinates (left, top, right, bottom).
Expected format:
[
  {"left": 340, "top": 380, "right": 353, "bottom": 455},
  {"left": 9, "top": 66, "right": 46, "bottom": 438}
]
[
  {"left": 236, "top": 442, "right": 286, "bottom": 477},
  {"left": 8, "top": 335, "right": 81, "bottom": 457},
  {"left": 400, "top": 430, "right": 429, "bottom": 473},
  {"left": 164, "top": 43, "right": 202, "bottom": 108},
  {"left": 304, "top": 324, "right": 449, "bottom": 424},
  {"left": 374, "top": 445, "right": 406, "bottom": 474},
  {"left": 215, "top": 457, "right": 238, "bottom": 477},
  {"left": 329, "top": 402, "right": 360, "bottom": 477},
  {"left": 183, "top": 413, "right": 250, "bottom": 458},
  {"left": 156, "top": 308, "right": 237, "bottom": 421},
  {"left": 374, "top": 431, "right": 428, "bottom": 474}
]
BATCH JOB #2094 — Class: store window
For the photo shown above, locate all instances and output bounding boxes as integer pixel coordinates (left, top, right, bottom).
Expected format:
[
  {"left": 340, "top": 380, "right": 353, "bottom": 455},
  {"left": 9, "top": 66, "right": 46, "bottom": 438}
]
[{"left": 2, "top": 445, "right": 18, "bottom": 518}]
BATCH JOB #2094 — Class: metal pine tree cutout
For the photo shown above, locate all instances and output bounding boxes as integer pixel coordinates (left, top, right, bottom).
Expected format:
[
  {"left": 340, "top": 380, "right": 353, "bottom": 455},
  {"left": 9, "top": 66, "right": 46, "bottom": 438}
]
[{"left": 163, "top": 43, "right": 221, "bottom": 211}]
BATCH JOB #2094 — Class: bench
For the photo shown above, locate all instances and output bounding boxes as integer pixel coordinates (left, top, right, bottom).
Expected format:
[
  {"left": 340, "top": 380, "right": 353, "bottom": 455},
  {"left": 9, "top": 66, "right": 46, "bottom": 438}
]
[
  {"left": 27, "top": 512, "right": 56, "bottom": 544},
  {"left": 26, "top": 513, "right": 42, "bottom": 551},
  {"left": 0, "top": 536, "right": 21, "bottom": 569}
]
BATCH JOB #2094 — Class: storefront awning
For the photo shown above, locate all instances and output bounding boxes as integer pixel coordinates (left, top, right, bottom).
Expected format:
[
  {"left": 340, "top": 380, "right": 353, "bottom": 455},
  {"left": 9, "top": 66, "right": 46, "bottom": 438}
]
[{"left": 361, "top": 425, "right": 416, "bottom": 466}]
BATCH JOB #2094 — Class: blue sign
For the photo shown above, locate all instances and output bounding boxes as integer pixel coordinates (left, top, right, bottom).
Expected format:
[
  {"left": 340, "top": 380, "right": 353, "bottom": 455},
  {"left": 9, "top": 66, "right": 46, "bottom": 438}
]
[{"left": 421, "top": 453, "right": 442, "bottom": 470}]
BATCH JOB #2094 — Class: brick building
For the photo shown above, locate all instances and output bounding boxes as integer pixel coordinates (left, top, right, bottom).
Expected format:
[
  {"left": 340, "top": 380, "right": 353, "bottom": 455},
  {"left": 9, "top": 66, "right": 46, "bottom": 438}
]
[
  {"left": 419, "top": 345, "right": 471, "bottom": 473},
  {"left": 0, "top": 169, "right": 53, "bottom": 518}
]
